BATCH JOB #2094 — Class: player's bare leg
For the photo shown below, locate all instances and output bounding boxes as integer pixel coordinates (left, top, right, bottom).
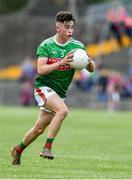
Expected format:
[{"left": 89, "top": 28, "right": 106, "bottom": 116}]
[
  {"left": 22, "top": 110, "right": 54, "bottom": 145},
  {"left": 40, "top": 94, "right": 69, "bottom": 160},
  {"left": 11, "top": 110, "right": 54, "bottom": 165}
]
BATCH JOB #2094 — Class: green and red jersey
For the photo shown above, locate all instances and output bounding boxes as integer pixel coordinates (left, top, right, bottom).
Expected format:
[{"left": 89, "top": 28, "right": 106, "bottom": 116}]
[{"left": 35, "top": 36, "right": 85, "bottom": 98}]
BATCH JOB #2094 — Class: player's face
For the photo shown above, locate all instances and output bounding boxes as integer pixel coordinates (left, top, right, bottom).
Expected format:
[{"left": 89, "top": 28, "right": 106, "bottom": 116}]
[{"left": 56, "top": 21, "right": 75, "bottom": 41}]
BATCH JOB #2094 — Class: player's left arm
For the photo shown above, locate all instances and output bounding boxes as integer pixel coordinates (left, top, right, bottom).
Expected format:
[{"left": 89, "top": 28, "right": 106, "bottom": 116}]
[
  {"left": 86, "top": 53, "right": 95, "bottom": 72},
  {"left": 81, "top": 44, "right": 95, "bottom": 72},
  {"left": 86, "top": 57, "right": 95, "bottom": 72}
]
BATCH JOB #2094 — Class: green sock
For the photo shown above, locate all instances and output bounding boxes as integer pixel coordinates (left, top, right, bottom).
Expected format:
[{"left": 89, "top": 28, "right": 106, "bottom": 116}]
[{"left": 20, "top": 142, "right": 27, "bottom": 150}]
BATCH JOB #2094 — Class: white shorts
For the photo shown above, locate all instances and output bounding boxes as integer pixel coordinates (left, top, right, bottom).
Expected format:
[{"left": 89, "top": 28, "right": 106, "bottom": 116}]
[{"left": 34, "top": 86, "right": 56, "bottom": 112}]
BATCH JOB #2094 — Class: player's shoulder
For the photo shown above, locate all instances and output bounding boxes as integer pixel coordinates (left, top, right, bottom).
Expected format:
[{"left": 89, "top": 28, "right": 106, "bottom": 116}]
[
  {"left": 69, "top": 38, "right": 85, "bottom": 48},
  {"left": 40, "top": 36, "right": 54, "bottom": 47}
]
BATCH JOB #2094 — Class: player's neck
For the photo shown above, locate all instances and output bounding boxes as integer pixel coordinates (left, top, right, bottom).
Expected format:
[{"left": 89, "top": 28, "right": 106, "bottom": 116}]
[{"left": 55, "top": 34, "right": 69, "bottom": 45}]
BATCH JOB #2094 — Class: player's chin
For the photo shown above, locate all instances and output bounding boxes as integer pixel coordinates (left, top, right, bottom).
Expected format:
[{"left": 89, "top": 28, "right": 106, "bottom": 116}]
[{"left": 67, "top": 35, "right": 72, "bottom": 39}]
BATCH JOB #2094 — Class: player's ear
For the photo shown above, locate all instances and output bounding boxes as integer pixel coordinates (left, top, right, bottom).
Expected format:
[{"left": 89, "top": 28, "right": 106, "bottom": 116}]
[{"left": 56, "top": 22, "right": 61, "bottom": 32}]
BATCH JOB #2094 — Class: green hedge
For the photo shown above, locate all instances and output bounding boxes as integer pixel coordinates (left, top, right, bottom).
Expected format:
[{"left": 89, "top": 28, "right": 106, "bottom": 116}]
[{"left": 0, "top": 0, "right": 27, "bottom": 14}]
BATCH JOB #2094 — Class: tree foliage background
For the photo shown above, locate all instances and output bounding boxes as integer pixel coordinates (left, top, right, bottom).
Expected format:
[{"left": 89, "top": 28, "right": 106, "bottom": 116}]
[
  {"left": 0, "top": 0, "right": 108, "bottom": 14},
  {"left": 0, "top": 0, "right": 27, "bottom": 14}
]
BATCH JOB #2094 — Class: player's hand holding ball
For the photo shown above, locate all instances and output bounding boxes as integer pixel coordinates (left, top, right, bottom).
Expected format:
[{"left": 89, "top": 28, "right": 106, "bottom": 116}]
[
  {"left": 68, "top": 48, "right": 94, "bottom": 71},
  {"left": 59, "top": 51, "right": 74, "bottom": 66},
  {"left": 68, "top": 49, "right": 88, "bottom": 70},
  {"left": 59, "top": 49, "right": 95, "bottom": 72}
]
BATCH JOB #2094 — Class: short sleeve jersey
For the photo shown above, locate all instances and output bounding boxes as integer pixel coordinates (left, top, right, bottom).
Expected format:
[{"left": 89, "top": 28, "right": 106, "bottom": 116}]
[{"left": 35, "top": 36, "right": 85, "bottom": 98}]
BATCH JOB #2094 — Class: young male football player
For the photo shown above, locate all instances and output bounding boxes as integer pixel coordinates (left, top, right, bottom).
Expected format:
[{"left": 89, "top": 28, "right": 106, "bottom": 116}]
[{"left": 11, "top": 11, "right": 95, "bottom": 165}]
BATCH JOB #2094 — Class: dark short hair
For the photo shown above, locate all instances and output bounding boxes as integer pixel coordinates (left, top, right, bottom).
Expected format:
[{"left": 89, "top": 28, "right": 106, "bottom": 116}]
[{"left": 55, "top": 11, "right": 75, "bottom": 24}]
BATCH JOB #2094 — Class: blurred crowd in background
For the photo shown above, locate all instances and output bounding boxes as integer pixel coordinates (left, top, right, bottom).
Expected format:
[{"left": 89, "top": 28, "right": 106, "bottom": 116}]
[
  {"left": 74, "top": 64, "right": 132, "bottom": 111},
  {"left": 106, "top": 5, "right": 132, "bottom": 47}
]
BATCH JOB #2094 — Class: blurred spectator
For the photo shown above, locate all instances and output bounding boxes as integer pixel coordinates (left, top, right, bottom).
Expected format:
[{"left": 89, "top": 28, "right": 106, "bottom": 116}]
[
  {"left": 96, "top": 68, "right": 109, "bottom": 102},
  {"left": 107, "top": 71, "right": 123, "bottom": 111},
  {"left": 106, "top": 8, "right": 124, "bottom": 47},
  {"left": 19, "top": 56, "right": 37, "bottom": 85},
  {"left": 106, "top": 6, "right": 129, "bottom": 47},
  {"left": 124, "top": 16, "right": 132, "bottom": 43},
  {"left": 124, "top": 76, "right": 132, "bottom": 98},
  {"left": 19, "top": 81, "right": 33, "bottom": 106},
  {"left": 19, "top": 56, "right": 37, "bottom": 106}
]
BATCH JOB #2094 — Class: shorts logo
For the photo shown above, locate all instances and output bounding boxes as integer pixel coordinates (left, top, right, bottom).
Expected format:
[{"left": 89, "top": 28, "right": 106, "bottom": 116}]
[{"left": 47, "top": 88, "right": 52, "bottom": 93}]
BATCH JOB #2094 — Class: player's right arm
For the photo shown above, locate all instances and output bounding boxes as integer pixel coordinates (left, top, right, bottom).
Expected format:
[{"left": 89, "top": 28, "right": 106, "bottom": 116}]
[
  {"left": 37, "top": 52, "right": 73, "bottom": 75},
  {"left": 37, "top": 57, "right": 60, "bottom": 75}
]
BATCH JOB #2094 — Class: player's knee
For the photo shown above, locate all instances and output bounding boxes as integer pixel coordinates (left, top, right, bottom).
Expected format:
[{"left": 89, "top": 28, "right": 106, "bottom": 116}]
[
  {"left": 33, "top": 126, "right": 44, "bottom": 135},
  {"left": 58, "top": 107, "right": 69, "bottom": 119}
]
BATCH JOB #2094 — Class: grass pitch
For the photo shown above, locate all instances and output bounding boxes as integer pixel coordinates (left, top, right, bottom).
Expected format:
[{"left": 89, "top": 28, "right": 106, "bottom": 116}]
[{"left": 0, "top": 106, "right": 132, "bottom": 179}]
